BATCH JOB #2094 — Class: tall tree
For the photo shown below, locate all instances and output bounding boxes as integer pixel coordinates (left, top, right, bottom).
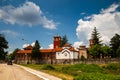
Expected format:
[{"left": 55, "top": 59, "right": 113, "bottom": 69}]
[
  {"left": 60, "top": 35, "right": 68, "bottom": 47},
  {"left": 101, "top": 46, "right": 112, "bottom": 57},
  {"left": 9, "top": 48, "right": 19, "bottom": 60},
  {"left": 110, "top": 34, "right": 120, "bottom": 57},
  {"left": 31, "top": 40, "right": 42, "bottom": 64},
  {"left": 0, "top": 34, "right": 8, "bottom": 60},
  {"left": 91, "top": 27, "right": 102, "bottom": 45},
  {"left": 116, "top": 46, "right": 120, "bottom": 58},
  {"left": 89, "top": 44, "right": 101, "bottom": 59}
]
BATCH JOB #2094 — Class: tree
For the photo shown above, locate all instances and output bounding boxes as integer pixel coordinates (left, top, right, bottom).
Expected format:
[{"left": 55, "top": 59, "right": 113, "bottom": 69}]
[
  {"left": 31, "top": 40, "right": 42, "bottom": 64},
  {"left": 60, "top": 35, "right": 68, "bottom": 47},
  {"left": 116, "top": 46, "right": 120, "bottom": 58},
  {"left": 101, "top": 46, "right": 112, "bottom": 58},
  {"left": 81, "top": 55, "right": 85, "bottom": 61},
  {"left": 0, "top": 34, "right": 8, "bottom": 60},
  {"left": 110, "top": 34, "right": 120, "bottom": 57},
  {"left": 89, "top": 44, "right": 101, "bottom": 59},
  {"left": 9, "top": 48, "right": 19, "bottom": 60},
  {"left": 91, "top": 27, "right": 102, "bottom": 45}
]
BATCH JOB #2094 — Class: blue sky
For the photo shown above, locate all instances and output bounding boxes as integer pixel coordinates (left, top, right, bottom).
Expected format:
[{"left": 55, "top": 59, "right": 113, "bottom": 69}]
[{"left": 0, "top": 0, "right": 120, "bottom": 52}]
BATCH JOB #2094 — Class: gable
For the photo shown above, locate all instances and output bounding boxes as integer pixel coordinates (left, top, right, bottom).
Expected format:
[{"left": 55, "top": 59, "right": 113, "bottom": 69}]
[{"left": 61, "top": 49, "right": 71, "bottom": 54}]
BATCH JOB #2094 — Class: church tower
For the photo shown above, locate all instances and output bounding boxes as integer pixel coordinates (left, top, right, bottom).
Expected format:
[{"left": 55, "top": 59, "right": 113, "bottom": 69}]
[{"left": 54, "top": 35, "right": 61, "bottom": 49}]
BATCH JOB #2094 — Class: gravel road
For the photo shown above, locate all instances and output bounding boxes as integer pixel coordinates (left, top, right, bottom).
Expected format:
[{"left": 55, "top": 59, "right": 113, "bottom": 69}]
[{"left": 0, "top": 64, "right": 42, "bottom": 80}]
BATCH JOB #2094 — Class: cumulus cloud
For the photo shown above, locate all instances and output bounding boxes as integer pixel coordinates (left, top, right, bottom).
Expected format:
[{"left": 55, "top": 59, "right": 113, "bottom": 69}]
[
  {"left": 31, "top": 42, "right": 35, "bottom": 47},
  {"left": 76, "top": 3, "right": 120, "bottom": 45},
  {"left": 22, "top": 42, "right": 43, "bottom": 49},
  {"left": 0, "top": 30, "right": 19, "bottom": 37},
  {"left": 72, "top": 41, "right": 84, "bottom": 50},
  {"left": 48, "top": 44, "right": 53, "bottom": 49},
  {"left": 0, "top": 1, "right": 57, "bottom": 29},
  {"left": 23, "top": 44, "right": 30, "bottom": 48}
]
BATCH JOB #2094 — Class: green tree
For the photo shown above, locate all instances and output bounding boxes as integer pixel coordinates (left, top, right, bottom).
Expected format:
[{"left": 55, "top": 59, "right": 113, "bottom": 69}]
[
  {"left": 31, "top": 40, "right": 42, "bottom": 64},
  {"left": 0, "top": 34, "right": 8, "bottom": 60},
  {"left": 9, "top": 48, "right": 19, "bottom": 60},
  {"left": 89, "top": 44, "right": 101, "bottom": 59},
  {"left": 81, "top": 55, "right": 85, "bottom": 61},
  {"left": 91, "top": 27, "right": 102, "bottom": 45},
  {"left": 101, "top": 46, "right": 112, "bottom": 57},
  {"left": 110, "top": 34, "right": 120, "bottom": 57},
  {"left": 60, "top": 35, "right": 68, "bottom": 47},
  {"left": 116, "top": 46, "right": 120, "bottom": 58}
]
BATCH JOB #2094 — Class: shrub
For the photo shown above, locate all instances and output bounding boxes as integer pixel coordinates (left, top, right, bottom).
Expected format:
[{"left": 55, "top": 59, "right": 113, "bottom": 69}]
[
  {"left": 104, "top": 63, "right": 120, "bottom": 70},
  {"left": 42, "top": 65, "right": 55, "bottom": 70}
]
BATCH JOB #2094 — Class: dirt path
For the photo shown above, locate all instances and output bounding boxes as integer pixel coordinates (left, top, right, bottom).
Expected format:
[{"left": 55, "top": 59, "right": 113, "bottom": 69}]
[{"left": 0, "top": 64, "right": 42, "bottom": 80}]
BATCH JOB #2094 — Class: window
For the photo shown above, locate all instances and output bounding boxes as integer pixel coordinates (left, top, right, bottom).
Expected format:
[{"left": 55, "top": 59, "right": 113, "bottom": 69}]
[{"left": 64, "top": 53, "right": 67, "bottom": 56}]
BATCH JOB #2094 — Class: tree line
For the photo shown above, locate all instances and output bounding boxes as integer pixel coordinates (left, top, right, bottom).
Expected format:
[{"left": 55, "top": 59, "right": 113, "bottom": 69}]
[{"left": 89, "top": 27, "right": 120, "bottom": 59}]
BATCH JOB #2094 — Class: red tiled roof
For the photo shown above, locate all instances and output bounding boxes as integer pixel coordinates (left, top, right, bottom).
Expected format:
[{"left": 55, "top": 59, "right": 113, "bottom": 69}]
[
  {"left": 17, "top": 50, "right": 32, "bottom": 54},
  {"left": 17, "top": 47, "right": 78, "bottom": 54},
  {"left": 40, "top": 49, "right": 55, "bottom": 53},
  {"left": 69, "top": 47, "right": 78, "bottom": 52},
  {"left": 63, "top": 43, "right": 71, "bottom": 47}
]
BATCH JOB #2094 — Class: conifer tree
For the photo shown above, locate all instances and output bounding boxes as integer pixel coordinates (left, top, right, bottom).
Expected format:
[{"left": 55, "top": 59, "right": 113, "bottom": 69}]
[
  {"left": 110, "top": 34, "right": 120, "bottom": 57},
  {"left": 89, "top": 27, "right": 102, "bottom": 59},
  {"left": 60, "top": 35, "right": 68, "bottom": 47},
  {"left": 31, "top": 40, "right": 42, "bottom": 64},
  {"left": 91, "top": 27, "right": 102, "bottom": 45}
]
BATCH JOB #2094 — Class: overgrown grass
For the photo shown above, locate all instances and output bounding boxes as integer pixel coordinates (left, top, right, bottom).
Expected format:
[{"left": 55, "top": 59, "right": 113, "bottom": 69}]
[
  {"left": 20, "top": 63, "right": 120, "bottom": 80},
  {"left": 74, "top": 72, "right": 120, "bottom": 80}
]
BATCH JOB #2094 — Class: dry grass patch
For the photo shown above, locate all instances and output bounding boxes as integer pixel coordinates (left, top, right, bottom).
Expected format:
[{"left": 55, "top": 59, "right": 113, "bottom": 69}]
[{"left": 43, "top": 70, "right": 73, "bottom": 80}]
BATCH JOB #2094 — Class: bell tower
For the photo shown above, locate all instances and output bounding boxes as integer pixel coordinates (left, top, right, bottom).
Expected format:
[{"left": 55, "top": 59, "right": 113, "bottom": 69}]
[{"left": 54, "top": 35, "right": 61, "bottom": 49}]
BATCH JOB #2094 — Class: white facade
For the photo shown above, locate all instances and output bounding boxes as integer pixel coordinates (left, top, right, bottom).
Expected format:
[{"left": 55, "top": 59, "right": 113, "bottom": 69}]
[{"left": 56, "top": 48, "right": 78, "bottom": 60}]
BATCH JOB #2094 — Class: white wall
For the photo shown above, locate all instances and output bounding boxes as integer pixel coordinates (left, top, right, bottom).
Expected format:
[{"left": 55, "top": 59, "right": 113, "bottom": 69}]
[{"left": 56, "top": 48, "right": 78, "bottom": 59}]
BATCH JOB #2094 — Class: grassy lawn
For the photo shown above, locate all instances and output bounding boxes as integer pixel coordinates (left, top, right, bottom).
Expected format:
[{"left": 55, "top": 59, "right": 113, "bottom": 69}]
[{"left": 20, "top": 63, "right": 120, "bottom": 80}]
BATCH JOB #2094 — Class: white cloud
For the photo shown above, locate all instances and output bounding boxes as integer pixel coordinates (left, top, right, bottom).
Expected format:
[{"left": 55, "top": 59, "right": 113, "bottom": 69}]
[
  {"left": 48, "top": 44, "right": 53, "bottom": 49},
  {"left": 73, "top": 41, "right": 84, "bottom": 50},
  {"left": 0, "top": 30, "right": 19, "bottom": 37},
  {"left": 76, "top": 3, "right": 120, "bottom": 45},
  {"left": 0, "top": 1, "right": 57, "bottom": 29},
  {"left": 23, "top": 44, "right": 30, "bottom": 48},
  {"left": 31, "top": 42, "right": 35, "bottom": 47},
  {"left": 80, "top": 12, "right": 86, "bottom": 15},
  {"left": 22, "top": 41, "right": 43, "bottom": 49},
  {"left": 101, "top": 4, "right": 119, "bottom": 13}
]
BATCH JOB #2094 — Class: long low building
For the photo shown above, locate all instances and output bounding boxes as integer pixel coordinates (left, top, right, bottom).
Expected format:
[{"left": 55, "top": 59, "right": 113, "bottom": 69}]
[{"left": 16, "top": 35, "right": 81, "bottom": 64}]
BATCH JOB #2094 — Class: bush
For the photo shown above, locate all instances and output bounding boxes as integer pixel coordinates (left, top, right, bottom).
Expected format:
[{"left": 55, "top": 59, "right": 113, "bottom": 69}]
[
  {"left": 104, "top": 63, "right": 120, "bottom": 70},
  {"left": 42, "top": 65, "right": 55, "bottom": 70}
]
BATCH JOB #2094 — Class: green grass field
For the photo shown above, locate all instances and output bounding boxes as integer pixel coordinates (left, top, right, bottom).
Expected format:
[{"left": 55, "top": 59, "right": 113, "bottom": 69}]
[{"left": 21, "top": 63, "right": 120, "bottom": 80}]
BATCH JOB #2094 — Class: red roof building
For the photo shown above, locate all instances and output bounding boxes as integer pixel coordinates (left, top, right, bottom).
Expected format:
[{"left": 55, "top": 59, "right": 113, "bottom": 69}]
[{"left": 16, "top": 35, "right": 79, "bottom": 64}]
